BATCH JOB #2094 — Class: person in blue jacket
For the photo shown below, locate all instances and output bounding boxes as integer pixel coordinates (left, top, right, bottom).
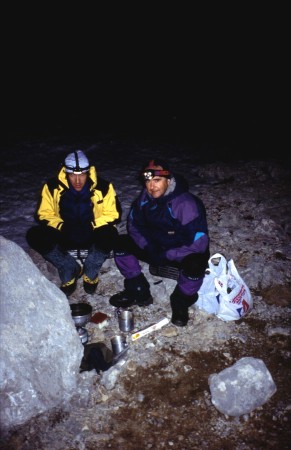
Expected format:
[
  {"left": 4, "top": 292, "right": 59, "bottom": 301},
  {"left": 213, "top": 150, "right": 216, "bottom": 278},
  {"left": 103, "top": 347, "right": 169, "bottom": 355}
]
[{"left": 109, "top": 158, "right": 210, "bottom": 327}]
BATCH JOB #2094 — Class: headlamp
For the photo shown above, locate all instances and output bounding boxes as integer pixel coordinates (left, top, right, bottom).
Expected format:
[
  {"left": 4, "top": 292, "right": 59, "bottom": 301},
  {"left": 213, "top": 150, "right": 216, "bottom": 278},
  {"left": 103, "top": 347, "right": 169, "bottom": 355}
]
[
  {"left": 142, "top": 169, "right": 170, "bottom": 181},
  {"left": 65, "top": 165, "right": 90, "bottom": 174}
]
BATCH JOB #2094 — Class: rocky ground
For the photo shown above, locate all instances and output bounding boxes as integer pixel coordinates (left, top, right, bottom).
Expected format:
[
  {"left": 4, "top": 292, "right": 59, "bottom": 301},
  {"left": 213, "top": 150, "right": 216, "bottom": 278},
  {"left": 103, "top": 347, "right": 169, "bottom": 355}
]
[{"left": 1, "top": 158, "right": 291, "bottom": 449}]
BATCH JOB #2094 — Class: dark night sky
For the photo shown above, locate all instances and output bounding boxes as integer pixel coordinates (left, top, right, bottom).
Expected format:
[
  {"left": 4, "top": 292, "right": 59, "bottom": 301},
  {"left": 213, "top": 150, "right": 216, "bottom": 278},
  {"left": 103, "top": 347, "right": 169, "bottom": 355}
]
[
  {"left": 3, "top": 68, "right": 272, "bottom": 161},
  {"left": 4, "top": 56, "right": 266, "bottom": 147},
  {"left": 2, "top": 7, "right": 285, "bottom": 159}
]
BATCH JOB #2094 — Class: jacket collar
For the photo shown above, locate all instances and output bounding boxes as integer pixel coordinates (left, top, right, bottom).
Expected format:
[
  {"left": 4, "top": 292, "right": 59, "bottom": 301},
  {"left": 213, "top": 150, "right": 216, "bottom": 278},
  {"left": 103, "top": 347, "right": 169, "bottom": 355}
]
[{"left": 58, "top": 166, "right": 97, "bottom": 189}]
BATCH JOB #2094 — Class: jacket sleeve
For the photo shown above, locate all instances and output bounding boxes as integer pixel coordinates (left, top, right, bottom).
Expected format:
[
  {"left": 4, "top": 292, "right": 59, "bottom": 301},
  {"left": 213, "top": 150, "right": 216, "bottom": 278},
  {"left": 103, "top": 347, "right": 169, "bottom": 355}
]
[
  {"left": 127, "top": 199, "right": 150, "bottom": 249},
  {"left": 165, "top": 234, "right": 209, "bottom": 260},
  {"left": 92, "top": 183, "right": 120, "bottom": 228},
  {"left": 36, "top": 183, "right": 63, "bottom": 230}
]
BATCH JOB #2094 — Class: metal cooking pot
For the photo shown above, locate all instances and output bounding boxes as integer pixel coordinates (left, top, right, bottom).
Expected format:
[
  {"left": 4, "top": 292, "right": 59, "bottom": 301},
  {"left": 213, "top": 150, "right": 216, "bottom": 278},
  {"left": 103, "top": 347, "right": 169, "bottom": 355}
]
[{"left": 70, "top": 303, "right": 92, "bottom": 328}]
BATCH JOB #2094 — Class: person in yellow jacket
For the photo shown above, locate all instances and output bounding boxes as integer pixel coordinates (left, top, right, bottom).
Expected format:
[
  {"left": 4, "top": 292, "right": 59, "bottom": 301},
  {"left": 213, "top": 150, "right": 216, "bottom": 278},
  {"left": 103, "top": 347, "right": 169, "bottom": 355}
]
[{"left": 26, "top": 150, "right": 121, "bottom": 296}]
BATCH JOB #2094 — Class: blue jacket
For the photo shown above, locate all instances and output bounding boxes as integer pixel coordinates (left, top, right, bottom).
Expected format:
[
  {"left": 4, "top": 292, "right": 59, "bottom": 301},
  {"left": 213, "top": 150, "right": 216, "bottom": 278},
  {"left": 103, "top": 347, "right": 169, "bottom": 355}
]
[{"left": 127, "top": 174, "right": 209, "bottom": 262}]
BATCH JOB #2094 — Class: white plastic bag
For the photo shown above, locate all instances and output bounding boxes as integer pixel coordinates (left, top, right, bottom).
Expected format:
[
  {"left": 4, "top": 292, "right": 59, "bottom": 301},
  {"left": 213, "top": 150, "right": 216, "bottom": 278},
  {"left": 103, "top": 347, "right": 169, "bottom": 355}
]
[
  {"left": 196, "top": 253, "right": 228, "bottom": 315},
  {"left": 197, "top": 253, "right": 253, "bottom": 321},
  {"left": 215, "top": 259, "right": 253, "bottom": 321}
]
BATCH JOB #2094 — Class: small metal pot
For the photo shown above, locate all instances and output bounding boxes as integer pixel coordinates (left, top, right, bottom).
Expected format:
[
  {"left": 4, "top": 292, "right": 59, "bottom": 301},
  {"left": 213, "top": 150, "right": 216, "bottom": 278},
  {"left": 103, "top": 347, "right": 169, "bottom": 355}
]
[{"left": 70, "top": 303, "right": 92, "bottom": 328}]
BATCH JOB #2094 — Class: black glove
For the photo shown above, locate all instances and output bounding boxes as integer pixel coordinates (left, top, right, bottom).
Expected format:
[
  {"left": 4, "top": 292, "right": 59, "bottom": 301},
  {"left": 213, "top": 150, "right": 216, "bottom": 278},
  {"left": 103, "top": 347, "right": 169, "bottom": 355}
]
[
  {"left": 93, "top": 225, "right": 119, "bottom": 254},
  {"left": 61, "top": 222, "right": 71, "bottom": 235},
  {"left": 145, "top": 244, "right": 167, "bottom": 266}
]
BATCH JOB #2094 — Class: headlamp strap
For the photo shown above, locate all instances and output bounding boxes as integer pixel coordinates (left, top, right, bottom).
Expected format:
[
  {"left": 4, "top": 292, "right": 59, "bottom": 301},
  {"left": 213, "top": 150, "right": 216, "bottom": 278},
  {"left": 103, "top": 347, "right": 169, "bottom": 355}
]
[{"left": 143, "top": 169, "right": 170, "bottom": 180}]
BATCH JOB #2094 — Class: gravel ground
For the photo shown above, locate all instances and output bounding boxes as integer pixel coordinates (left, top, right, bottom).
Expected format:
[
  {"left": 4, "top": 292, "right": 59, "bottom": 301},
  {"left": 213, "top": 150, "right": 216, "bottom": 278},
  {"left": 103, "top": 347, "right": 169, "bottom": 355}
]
[{"left": 1, "top": 155, "right": 290, "bottom": 450}]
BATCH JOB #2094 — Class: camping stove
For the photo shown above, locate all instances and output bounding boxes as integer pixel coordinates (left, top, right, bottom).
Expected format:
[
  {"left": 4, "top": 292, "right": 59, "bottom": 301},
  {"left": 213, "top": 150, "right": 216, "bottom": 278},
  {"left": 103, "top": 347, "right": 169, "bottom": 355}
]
[
  {"left": 77, "top": 326, "right": 89, "bottom": 345},
  {"left": 70, "top": 303, "right": 92, "bottom": 345}
]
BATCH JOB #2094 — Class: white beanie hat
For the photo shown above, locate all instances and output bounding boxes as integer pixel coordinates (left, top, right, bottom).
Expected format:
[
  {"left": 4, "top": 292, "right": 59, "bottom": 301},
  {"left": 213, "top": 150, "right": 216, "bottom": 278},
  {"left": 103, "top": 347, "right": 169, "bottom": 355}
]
[{"left": 64, "top": 150, "right": 90, "bottom": 174}]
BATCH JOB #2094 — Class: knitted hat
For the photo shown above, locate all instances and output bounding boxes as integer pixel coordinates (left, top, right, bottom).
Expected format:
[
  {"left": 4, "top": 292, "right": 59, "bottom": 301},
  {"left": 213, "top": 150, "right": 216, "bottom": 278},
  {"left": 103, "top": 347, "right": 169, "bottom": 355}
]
[
  {"left": 144, "top": 159, "right": 170, "bottom": 172},
  {"left": 64, "top": 150, "right": 90, "bottom": 174},
  {"left": 142, "top": 159, "right": 171, "bottom": 181}
]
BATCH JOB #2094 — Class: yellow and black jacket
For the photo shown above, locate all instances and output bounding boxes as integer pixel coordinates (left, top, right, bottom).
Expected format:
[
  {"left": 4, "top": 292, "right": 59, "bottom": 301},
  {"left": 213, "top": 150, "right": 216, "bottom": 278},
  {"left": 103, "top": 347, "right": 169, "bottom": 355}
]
[{"left": 35, "top": 166, "right": 120, "bottom": 231}]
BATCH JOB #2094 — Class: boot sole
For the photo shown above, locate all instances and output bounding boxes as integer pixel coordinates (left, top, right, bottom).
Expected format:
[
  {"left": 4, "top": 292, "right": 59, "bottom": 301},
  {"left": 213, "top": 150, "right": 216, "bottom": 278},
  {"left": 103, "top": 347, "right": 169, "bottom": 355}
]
[
  {"left": 110, "top": 296, "right": 153, "bottom": 308},
  {"left": 171, "top": 318, "right": 188, "bottom": 327},
  {"left": 136, "top": 296, "right": 154, "bottom": 307},
  {"left": 109, "top": 298, "right": 136, "bottom": 308},
  {"left": 84, "top": 285, "right": 98, "bottom": 295}
]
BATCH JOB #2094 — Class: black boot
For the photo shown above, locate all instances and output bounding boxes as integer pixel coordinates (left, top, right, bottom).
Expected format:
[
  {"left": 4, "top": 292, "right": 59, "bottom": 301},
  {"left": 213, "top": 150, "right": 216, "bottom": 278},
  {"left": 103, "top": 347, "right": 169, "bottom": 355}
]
[
  {"left": 109, "top": 274, "right": 153, "bottom": 308},
  {"left": 170, "top": 286, "right": 198, "bottom": 327},
  {"left": 60, "top": 265, "right": 83, "bottom": 297}
]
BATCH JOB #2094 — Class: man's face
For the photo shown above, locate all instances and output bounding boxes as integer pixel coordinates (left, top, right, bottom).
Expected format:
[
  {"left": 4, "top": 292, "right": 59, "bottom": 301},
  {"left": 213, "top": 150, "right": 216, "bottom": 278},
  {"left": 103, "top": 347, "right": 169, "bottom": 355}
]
[
  {"left": 67, "top": 172, "right": 88, "bottom": 191},
  {"left": 145, "top": 176, "right": 170, "bottom": 198}
]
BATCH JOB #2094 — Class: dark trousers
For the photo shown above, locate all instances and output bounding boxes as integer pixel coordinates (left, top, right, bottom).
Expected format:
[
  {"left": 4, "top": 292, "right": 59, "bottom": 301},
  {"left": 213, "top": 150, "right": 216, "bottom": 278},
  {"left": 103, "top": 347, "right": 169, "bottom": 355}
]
[
  {"left": 114, "top": 234, "right": 210, "bottom": 279},
  {"left": 26, "top": 224, "right": 120, "bottom": 283},
  {"left": 26, "top": 224, "right": 119, "bottom": 255}
]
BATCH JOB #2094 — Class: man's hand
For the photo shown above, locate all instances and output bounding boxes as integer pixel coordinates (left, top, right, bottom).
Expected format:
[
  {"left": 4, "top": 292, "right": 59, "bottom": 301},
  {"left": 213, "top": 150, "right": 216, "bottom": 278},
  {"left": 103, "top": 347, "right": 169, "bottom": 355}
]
[{"left": 145, "top": 244, "right": 167, "bottom": 266}]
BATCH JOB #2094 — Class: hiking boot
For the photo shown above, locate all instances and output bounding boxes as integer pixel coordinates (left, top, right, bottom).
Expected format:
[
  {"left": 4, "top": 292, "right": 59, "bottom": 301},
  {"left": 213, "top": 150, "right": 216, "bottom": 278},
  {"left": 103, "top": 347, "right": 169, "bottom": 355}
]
[
  {"left": 170, "top": 286, "right": 198, "bottom": 327},
  {"left": 60, "top": 265, "right": 83, "bottom": 297},
  {"left": 109, "top": 273, "right": 153, "bottom": 308},
  {"left": 171, "top": 308, "right": 189, "bottom": 327},
  {"left": 83, "top": 274, "right": 99, "bottom": 295}
]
